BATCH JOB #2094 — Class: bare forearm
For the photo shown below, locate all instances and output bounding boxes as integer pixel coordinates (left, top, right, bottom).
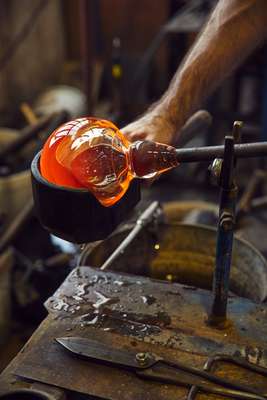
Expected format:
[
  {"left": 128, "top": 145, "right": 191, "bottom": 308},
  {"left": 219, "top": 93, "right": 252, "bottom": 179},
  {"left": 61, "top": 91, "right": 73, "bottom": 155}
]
[{"left": 156, "top": 0, "right": 267, "bottom": 133}]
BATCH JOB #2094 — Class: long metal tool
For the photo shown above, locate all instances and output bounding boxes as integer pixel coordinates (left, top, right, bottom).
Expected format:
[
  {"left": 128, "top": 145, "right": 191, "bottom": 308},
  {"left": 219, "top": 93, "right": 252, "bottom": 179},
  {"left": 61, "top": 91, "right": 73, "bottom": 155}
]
[
  {"left": 175, "top": 142, "right": 267, "bottom": 163},
  {"left": 100, "top": 201, "right": 160, "bottom": 270},
  {"left": 56, "top": 337, "right": 267, "bottom": 400}
]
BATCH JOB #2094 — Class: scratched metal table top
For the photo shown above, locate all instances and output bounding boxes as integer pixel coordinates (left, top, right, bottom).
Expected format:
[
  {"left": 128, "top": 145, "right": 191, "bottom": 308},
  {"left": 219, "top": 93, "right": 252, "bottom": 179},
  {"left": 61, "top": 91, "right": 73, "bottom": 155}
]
[{"left": 1, "top": 266, "right": 267, "bottom": 399}]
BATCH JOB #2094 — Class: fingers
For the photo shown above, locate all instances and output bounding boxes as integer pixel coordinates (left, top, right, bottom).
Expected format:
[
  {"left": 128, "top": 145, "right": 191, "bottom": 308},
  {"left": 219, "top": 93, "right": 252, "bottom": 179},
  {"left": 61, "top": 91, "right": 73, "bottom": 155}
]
[
  {"left": 121, "top": 122, "right": 148, "bottom": 142},
  {"left": 126, "top": 131, "right": 147, "bottom": 142},
  {"left": 120, "top": 112, "right": 176, "bottom": 144}
]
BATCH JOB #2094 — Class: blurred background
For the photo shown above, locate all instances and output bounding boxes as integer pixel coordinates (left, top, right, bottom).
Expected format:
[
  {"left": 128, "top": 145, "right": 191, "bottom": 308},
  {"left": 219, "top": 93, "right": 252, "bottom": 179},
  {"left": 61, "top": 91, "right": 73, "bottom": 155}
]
[{"left": 1, "top": 0, "right": 267, "bottom": 374}]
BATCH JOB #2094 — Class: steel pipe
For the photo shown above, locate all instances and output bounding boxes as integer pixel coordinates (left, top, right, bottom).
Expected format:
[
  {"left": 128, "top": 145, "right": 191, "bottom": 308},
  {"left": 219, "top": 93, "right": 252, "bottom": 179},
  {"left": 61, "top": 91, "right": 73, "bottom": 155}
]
[{"left": 175, "top": 142, "right": 267, "bottom": 163}]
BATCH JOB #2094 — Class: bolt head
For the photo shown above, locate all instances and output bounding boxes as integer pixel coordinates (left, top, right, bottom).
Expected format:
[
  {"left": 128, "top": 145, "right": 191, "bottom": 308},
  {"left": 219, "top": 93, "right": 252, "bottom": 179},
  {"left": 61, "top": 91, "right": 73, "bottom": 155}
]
[
  {"left": 136, "top": 352, "right": 150, "bottom": 366},
  {"left": 209, "top": 158, "right": 223, "bottom": 185},
  {"left": 220, "top": 216, "right": 234, "bottom": 231}
]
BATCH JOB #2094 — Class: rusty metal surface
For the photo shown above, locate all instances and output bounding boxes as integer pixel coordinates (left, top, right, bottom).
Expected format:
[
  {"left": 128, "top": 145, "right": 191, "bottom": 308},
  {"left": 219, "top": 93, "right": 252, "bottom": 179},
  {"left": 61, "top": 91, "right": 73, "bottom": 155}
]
[{"left": 1, "top": 266, "right": 266, "bottom": 399}]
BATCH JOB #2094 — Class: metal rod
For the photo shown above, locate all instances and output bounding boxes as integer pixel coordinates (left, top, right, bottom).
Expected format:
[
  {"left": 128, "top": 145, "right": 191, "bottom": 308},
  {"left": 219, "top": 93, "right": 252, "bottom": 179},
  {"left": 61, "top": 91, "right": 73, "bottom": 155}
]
[
  {"left": 0, "top": 111, "right": 68, "bottom": 161},
  {"left": 0, "top": 114, "right": 53, "bottom": 160},
  {"left": 175, "top": 142, "right": 267, "bottom": 163},
  {"left": 237, "top": 170, "right": 266, "bottom": 218},
  {"left": 100, "top": 201, "right": 160, "bottom": 271},
  {"left": 251, "top": 195, "right": 267, "bottom": 212},
  {"left": 237, "top": 194, "right": 267, "bottom": 217},
  {"left": 209, "top": 135, "right": 237, "bottom": 326}
]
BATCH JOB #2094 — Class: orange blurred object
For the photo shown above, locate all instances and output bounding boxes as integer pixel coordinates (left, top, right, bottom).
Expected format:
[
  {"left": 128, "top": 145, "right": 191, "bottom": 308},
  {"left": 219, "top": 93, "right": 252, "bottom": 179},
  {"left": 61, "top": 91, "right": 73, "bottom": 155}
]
[{"left": 40, "top": 117, "right": 178, "bottom": 206}]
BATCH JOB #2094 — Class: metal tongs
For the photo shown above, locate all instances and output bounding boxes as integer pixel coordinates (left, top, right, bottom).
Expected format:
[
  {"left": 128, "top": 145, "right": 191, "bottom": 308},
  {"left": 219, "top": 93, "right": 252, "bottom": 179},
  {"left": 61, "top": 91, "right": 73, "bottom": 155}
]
[{"left": 56, "top": 337, "right": 267, "bottom": 399}]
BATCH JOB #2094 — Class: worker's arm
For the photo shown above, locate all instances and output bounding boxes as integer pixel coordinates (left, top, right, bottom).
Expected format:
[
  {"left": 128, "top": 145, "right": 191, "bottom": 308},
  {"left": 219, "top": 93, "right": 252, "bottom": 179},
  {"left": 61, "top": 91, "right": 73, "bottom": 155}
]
[{"left": 122, "top": 0, "right": 267, "bottom": 144}]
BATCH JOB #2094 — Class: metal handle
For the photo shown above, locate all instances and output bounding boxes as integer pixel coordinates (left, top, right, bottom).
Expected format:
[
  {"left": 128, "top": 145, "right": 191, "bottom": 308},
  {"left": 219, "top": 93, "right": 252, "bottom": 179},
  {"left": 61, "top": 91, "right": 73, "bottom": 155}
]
[{"left": 137, "top": 365, "right": 266, "bottom": 400}]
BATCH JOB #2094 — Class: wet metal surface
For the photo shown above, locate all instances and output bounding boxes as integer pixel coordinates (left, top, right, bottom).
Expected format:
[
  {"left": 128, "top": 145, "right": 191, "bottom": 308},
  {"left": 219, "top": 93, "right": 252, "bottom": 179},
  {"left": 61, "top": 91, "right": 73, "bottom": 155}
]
[
  {"left": 45, "top": 266, "right": 267, "bottom": 359},
  {"left": 1, "top": 266, "right": 267, "bottom": 399}
]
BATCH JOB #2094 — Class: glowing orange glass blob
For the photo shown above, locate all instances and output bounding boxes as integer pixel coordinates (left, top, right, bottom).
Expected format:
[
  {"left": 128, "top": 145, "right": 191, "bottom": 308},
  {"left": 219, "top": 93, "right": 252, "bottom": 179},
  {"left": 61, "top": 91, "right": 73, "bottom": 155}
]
[{"left": 40, "top": 117, "right": 179, "bottom": 206}]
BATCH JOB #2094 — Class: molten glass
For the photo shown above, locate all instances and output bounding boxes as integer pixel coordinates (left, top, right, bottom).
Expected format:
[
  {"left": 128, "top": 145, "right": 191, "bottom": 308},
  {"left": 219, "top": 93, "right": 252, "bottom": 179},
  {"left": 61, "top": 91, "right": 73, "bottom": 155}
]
[{"left": 40, "top": 117, "right": 178, "bottom": 206}]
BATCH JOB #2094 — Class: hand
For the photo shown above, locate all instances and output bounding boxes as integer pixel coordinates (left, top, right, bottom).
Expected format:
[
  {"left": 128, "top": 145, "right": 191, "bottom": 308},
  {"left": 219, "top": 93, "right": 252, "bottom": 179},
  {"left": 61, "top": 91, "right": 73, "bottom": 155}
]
[
  {"left": 121, "top": 109, "right": 212, "bottom": 147},
  {"left": 121, "top": 109, "right": 212, "bottom": 186},
  {"left": 121, "top": 110, "right": 177, "bottom": 145}
]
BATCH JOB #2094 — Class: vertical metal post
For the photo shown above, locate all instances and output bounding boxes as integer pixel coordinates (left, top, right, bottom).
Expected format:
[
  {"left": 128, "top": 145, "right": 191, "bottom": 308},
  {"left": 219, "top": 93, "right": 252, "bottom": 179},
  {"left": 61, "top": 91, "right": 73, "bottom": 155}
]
[{"left": 208, "top": 124, "right": 241, "bottom": 327}]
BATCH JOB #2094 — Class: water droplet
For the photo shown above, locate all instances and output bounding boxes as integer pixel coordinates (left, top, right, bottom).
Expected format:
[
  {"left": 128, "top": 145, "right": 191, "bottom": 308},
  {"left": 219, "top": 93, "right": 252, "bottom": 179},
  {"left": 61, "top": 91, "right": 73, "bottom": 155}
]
[
  {"left": 52, "top": 298, "right": 70, "bottom": 312},
  {"left": 80, "top": 313, "right": 99, "bottom": 325},
  {"left": 140, "top": 325, "right": 148, "bottom": 332},
  {"left": 141, "top": 296, "right": 147, "bottom": 304},
  {"left": 114, "top": 280, "right": 124, "bottom": 286},
  {"left": 72, "top": 295, "right": 83, "bottom": 301},
  {"left": 76, "top": 282, "right": 89, "bottom": 298},
  {"left": 86, "top": 315, "right": 98, "bottom": 325},
  {"left": 93, "top": 291, "right": 118, "bottom": 309}
]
